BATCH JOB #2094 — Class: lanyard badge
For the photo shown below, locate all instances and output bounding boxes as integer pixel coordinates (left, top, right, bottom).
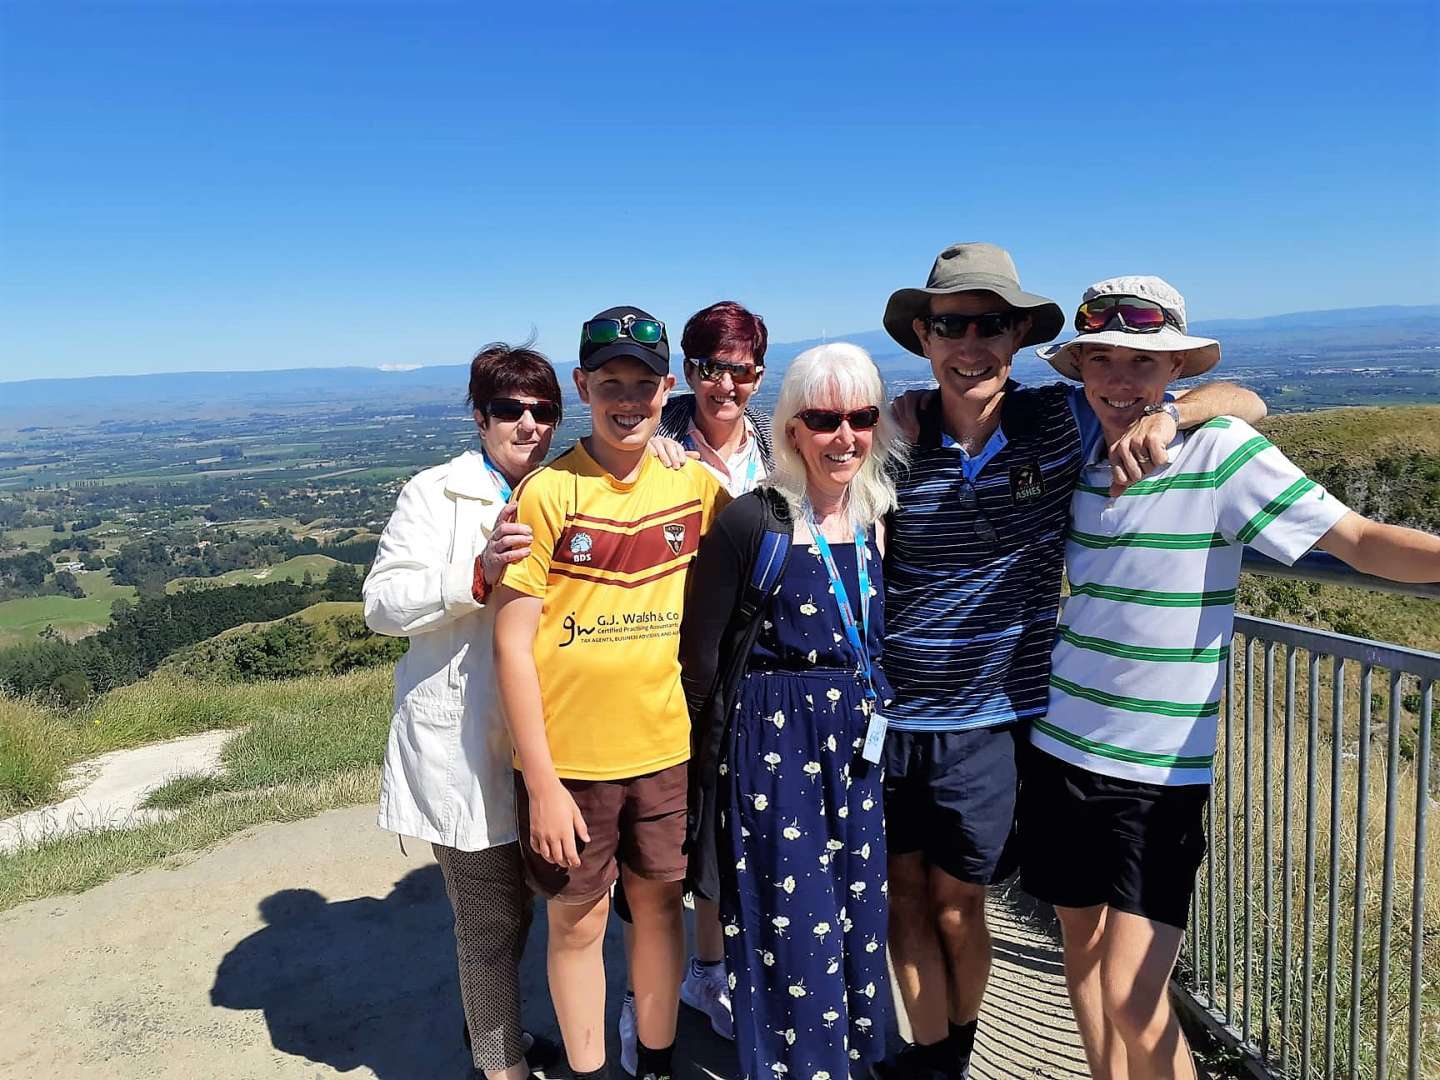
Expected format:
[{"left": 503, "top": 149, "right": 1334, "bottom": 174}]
[{"left": 805, "top": 512, "right": 888, "bottom": 763}]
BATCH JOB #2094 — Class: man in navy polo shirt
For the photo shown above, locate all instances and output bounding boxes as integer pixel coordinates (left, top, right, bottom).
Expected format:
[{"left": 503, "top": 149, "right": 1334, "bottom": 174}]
[{"left": 875, "top": 243, "right": 1267, "bottom": 1080}]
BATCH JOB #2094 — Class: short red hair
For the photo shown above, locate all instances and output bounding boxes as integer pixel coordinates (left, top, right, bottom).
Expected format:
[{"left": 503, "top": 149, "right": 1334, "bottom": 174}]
[{"left": 680, "top": 301, "right": 768, "bottom": 367}]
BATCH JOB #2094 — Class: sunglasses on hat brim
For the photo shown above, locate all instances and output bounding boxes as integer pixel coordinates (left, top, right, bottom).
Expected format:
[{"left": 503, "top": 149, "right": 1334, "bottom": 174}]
[
  {"left": 485, "top": 397, "right": 561, "bottom": 424},
  {"left": 1075, "top": 296, "right": 1181, "bottom": 335},
  {"left": 582, "top": 315, "right": 666, "bottom": 347},
  {"left": 795, "top": 406, "right": 881, "bottom": 433}
]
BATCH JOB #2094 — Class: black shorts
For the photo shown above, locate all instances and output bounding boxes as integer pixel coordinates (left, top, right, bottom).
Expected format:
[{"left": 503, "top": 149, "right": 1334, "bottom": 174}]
[
  {"left": 882, "top": 724, "right": 1020, "bottom": 885},
  {"left": 1018, "top": 748, "right": 1209, "bottom": 930}
]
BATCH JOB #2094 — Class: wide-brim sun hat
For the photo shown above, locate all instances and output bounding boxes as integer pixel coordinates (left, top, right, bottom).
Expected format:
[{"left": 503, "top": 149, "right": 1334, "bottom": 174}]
[
  {"left": 883, "top": 241, "right": 1065, "bottom": 355},
  {"left": 1038, "top": 275, "right": 1221, "bottom": 380}
]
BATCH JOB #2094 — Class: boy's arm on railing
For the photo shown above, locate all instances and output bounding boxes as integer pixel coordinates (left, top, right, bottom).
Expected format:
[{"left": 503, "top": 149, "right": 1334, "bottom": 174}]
[
  {"left": 493, "top": 585, "right": 589, "bottom": 868},
  {"left": 1315, "top": 511, "right": 1440, "bottom": 583}
]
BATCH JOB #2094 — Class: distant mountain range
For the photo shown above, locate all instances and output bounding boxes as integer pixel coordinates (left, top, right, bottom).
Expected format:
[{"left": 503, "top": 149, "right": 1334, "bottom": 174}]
[{"left": 2, "top": 304, "right": 1435, "bottom": 428}]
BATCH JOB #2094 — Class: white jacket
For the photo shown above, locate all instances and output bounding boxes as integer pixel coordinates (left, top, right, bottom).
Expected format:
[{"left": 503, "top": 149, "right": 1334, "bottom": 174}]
[{"left": 364, "top": 450, "right": 516, "bottom": 852}]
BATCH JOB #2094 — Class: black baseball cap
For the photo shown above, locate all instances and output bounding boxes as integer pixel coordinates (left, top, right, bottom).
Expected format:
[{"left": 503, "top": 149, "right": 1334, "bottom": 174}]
[{"left": 578, "top": 305, "right": 670, "bottom": 376}]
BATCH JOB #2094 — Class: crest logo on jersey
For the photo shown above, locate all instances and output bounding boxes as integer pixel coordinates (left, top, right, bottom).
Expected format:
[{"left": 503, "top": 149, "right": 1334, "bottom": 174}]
[
  {"left": 569, "top": 531, "right": 593, "bottom": 563},
  {"left": 1010, "top": 459, "right": 1045, "bottom": 504},
  {"left": 663, "top": 522, "right": 686, "bottom": 555}
]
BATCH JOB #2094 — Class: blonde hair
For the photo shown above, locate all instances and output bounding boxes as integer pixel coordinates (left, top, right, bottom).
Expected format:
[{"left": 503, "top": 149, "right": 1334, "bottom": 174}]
[{"left": 763, "top": 342, "right": 907, "bottom": 526}]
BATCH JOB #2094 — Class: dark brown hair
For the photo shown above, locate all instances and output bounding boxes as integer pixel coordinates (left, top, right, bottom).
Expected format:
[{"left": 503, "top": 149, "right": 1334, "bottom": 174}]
[
  {"left": 466, "top": 340, "right": 563, "bottom": 420},
  {"left": 680, "top": 301, "right": 768, "bottom": 367}
]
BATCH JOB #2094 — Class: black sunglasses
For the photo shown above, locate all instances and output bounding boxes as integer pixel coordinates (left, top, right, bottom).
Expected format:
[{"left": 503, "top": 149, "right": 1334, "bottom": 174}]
[
  {"left": 924, "top": 311, "right": 1018, "bottom": 340},
  {"left": 795, "top": 406, "right": 881, "bottom": 433},
  {"left": 954, "top": 477, "right": 998, "bottom": 544},
  {"left": 485, "top": 397, "right": 561, "bottom": 425}
]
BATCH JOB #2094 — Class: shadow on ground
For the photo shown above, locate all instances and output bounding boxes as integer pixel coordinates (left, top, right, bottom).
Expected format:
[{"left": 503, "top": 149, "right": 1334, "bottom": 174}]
[{"left": 210, "top": 864, "right": 738, "bottom": 1080}]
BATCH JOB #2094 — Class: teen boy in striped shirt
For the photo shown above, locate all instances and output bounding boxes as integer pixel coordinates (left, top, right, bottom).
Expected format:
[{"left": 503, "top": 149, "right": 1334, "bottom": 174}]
[
  {"left": 1020, "top": 276, "right": 1440, "bottom": 1080},
  {"left": 877, "top": 246, "right": 1266, "bottom": 1080}
]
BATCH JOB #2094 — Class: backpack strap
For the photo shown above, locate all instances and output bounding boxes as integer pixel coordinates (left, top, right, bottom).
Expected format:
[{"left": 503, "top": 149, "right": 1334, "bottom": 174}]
[{"left": 738, "top": 527, "right": 788, "bottom": 623}]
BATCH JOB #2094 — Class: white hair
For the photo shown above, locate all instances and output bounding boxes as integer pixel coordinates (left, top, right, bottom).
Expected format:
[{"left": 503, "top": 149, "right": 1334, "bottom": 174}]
[{"left": 762, "top": 342, "right": 907, "bottom": 527}]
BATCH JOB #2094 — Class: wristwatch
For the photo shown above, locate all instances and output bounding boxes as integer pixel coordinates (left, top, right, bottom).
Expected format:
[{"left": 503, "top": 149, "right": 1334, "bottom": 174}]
[{"left": 1142, "top": 402, "right": 1180, "bottom": 423}]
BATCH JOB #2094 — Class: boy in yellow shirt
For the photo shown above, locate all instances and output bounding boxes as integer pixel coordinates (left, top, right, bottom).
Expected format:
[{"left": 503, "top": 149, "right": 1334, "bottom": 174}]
[{"left": 493, "top": 306, "right": 728, "bottom": 1080}]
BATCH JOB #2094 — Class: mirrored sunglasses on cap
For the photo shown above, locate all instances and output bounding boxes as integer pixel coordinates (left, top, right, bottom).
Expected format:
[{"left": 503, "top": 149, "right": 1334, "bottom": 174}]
[
  {"left": 485, "top": 397, "right": 561, "bottom": 424},
  {"left": 796, "top": 406, "right": 881, "bottom": 433},
  {"left": 690, "top": 357, "right": 762, "bottom": 385},
  {"left": 582, "top": 314, "right": 666, "bottom": 346},
  {"left": 1075, "top": 295, "right": 1181, "bottom": 335}
]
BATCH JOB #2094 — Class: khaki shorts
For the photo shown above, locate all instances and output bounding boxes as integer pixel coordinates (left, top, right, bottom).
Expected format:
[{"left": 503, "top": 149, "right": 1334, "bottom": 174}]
[{"left": 514, "top": 762, "right": 688, "bottom": 904}]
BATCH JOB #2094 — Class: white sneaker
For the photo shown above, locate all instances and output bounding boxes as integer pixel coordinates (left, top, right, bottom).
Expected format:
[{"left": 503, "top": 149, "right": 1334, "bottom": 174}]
[
  {"left": 679, "top": 959, "right": 734, "bottom": 1040},
  {"left": 619, "top": 991, "right": 638, "bottom": 1076}
]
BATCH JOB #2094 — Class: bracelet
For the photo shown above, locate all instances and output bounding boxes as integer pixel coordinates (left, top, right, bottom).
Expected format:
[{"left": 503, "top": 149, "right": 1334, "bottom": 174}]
[{"left": 471, "top": 555, "right": 491, "bottom": 604}]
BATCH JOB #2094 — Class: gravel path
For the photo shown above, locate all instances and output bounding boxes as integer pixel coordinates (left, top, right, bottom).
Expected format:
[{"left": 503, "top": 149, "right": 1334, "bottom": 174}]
[
  {"left": 0, "top": 804, "right": 1087, "bottom": 1079},
  {"left": 0, "top": 729, "right": 232, "bottom": 854}
]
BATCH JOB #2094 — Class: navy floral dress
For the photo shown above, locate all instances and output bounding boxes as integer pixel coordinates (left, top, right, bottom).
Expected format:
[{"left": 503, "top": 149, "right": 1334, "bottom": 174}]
[{"left": 718, "top": 529, "right": 893, "bottom": 1080}]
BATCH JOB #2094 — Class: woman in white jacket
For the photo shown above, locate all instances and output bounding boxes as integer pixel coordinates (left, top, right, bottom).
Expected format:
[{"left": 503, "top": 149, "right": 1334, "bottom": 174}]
[{"left": 364, "top": 342, "right": 564, "bottom": 1080}]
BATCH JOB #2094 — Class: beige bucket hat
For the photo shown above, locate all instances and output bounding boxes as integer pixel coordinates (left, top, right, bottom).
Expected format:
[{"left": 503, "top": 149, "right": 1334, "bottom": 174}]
[{"left": 1038, "top": 275, "right": 1221, "bottom": 380}]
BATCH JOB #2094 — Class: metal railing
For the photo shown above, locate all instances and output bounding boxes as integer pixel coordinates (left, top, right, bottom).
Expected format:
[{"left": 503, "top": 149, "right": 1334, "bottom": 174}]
[{"left": 1174, "top": 552, "right": 1438, "bottom": 1079}]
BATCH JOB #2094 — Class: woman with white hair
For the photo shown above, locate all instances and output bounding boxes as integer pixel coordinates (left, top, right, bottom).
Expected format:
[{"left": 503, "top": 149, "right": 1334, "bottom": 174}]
[{"left": 680, "top": 342, "right": 907, "bottom": 1080}]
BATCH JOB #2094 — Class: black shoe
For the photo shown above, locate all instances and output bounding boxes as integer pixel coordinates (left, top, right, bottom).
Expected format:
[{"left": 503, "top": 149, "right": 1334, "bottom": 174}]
[
  {"left": 524, "top": 1033, "right": 562, "bottom": 1073},
  {"left": 870, "top": 1043, "right": 948, "bottom": 1080}
]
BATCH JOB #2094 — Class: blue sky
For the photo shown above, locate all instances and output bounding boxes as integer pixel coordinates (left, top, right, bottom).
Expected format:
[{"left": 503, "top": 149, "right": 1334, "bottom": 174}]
[{"left": 1, "top": 1, "right": 1437, "bottom": 381}]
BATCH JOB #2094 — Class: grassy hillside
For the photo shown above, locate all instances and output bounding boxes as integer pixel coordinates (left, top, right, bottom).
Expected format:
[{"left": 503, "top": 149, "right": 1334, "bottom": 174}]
[
  {"left": 164, "top": 553, "right": 342, "bottom": 593},
  {"left": 161, "top": 600, "right": 404, "bottom": 681},
  {"left": 1259, "top": 404, "right": 1440, "bottom": 531},
  {"left": 0, "top": 571, "right": 137, "bottom": 649},
  {"left": 1258, "top": 404, "right": 1440, "bottom": 460},
  {"left": 1245, "top": 405, "right": 1440, "bottom": 646}
]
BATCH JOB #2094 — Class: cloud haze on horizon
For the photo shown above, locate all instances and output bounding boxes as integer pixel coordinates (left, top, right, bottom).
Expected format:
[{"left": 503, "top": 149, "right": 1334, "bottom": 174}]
[{"left": 1, "top": 2, "right": 1436, "bottom": 381}]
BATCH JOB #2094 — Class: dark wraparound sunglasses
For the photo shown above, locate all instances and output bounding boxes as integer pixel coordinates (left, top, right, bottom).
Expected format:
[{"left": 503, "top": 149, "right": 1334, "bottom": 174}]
[
  {"left": 485, "top": 397, "right": 561, "bottom": 424},
  {"left": 796, "top": 406, "right": 881, "bottom": 433},
  {"left": 923, "top": 311, "right": 1018, "bottom": 340},
  {"left": 1074, "top": 295, "right": 1181, "bottom": 335},
  {"left": 690, "top": 358, "right": 762, "bottom": 385},
  {"left": 582, "top": 315, "right": 666, "bottom": 346}
]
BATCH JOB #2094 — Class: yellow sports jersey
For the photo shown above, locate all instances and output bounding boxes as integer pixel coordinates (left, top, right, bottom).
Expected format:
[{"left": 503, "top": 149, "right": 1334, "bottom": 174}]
[{"left": 505, "top": 442, "right": 730, "bottom": 781}]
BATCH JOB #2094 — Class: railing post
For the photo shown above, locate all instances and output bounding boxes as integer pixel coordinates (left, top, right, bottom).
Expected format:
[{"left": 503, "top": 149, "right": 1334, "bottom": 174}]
[
  {"left": 1350, "top": 665, "right": 1373, "bottom": 1080},
  {"left": 1325, "top": 658, "right": 1346, "bottom": 1079},
  {"left": 1301, "top": 651, "right": 1320, "bottom": 1077},
  {"left": 1407, "top": 680, "right": 1432, "bottom": 1080},
  {"left": 1375, "top": 671, "right": 1404, "bottom": 1080},
  {"left": 1261, "top": 642, "right": 1275, "bottom": 1060}
]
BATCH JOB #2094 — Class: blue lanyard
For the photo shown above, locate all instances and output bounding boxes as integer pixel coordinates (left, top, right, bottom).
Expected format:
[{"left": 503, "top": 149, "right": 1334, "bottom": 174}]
[
  {"left": 481, "top": 451, "right": 513, "bottom": 501},
  {"left": 804, "top": 511, "right": 876, "bottom": 702}
]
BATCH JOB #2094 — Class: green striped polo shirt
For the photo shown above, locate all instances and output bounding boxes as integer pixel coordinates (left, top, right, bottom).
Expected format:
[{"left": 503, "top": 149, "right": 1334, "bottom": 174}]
[{"left": 1034, "top": 416, "right": 1349, "bottom": 786}]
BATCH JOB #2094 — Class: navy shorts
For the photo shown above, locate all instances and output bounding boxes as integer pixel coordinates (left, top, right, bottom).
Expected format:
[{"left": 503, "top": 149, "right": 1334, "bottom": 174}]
[
  {"left": 882, "top": 724, "right": 1020, "bottom": 885},
  {"left": 1018, "top": 747, "right": 1209, "bottom": 930}
]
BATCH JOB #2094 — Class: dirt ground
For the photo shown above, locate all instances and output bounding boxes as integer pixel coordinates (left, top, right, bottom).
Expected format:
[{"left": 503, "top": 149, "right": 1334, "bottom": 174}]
[{"left": 0, "top": 805, "right": 1086, "bottom": 1079}]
